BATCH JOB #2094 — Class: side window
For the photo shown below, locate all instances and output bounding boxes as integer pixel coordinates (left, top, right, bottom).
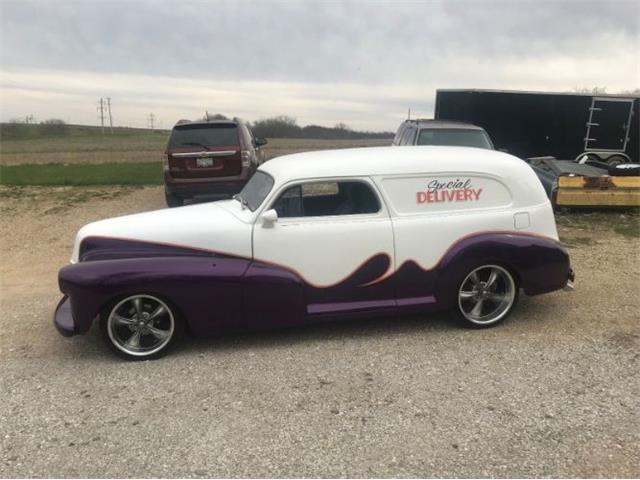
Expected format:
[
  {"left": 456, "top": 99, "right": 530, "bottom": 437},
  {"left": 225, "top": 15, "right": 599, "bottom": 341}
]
[
  {"left": 272, "top": 185, "right": 303, "bottom": 217},
  {"left": 272, "top": 181, "right": 380, "bottom": 218}
]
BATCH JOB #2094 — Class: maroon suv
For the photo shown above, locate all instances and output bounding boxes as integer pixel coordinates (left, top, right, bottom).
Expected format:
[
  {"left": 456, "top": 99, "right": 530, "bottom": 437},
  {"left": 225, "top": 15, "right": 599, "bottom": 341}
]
[{"left": 163, "top": 120, "right": 267, "bottom": 207}]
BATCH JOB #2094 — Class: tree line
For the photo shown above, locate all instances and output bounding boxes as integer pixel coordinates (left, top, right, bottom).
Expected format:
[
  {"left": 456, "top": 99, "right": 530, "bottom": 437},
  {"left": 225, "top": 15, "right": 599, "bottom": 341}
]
[
  {"left": 1, "top": 115, "right": 394, "bottom": 140},
  {"left": 1, "top": 118, "right": 68, "bottom": 140},
  {"left": 203, "top": 114, "right": 393, "bottom": 139}
]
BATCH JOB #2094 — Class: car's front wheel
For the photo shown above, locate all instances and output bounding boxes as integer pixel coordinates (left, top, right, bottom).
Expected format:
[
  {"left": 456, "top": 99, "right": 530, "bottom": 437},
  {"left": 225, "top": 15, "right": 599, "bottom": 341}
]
[
  {"left": 454, "top": 264, "right": 518, "bottom": 328},
  {"left": 100, "top": 294, "right": 182, "bottom": 360}
]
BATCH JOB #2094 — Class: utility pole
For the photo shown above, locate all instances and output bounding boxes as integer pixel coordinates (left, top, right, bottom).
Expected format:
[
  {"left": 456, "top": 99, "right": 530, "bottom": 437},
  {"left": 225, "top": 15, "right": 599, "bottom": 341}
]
[
  {"left": 148, "top": 113, "right": 155, "bottom": 131},
  {"left": 106, "top": 97, "right": 113, "bottom": 133},
  {"left": 407, "top": 108, "right": 411, "bottom": 120},
  {"left": 97, "top": 98, "right": 106, "bottom": 133}
]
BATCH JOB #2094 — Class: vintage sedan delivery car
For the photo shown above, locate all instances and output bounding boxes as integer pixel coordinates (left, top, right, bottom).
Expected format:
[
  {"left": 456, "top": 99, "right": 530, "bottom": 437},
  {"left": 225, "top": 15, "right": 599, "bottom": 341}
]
[{"left": 54, "top": 146, "right": 574, "bottom": 359}]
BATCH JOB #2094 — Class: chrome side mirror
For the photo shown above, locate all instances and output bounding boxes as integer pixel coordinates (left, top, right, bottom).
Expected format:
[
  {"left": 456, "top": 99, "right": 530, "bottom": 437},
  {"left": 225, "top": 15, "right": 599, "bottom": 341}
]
[{"left": 260, "top": 209, "right": 278, "bottom": 227}]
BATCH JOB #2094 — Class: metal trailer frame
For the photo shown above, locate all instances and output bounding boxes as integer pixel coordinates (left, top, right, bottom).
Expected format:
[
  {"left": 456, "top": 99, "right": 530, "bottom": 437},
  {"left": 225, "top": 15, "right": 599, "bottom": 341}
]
[{"left": 524, "top": 156, "right": 640, "bottom": 208}]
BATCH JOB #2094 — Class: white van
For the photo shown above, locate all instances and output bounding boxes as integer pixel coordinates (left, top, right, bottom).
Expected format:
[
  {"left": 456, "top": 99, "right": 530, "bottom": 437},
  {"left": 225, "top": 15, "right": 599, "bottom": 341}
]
[{"left": 55, "top": 146, "right": 573, "bottom": 359}]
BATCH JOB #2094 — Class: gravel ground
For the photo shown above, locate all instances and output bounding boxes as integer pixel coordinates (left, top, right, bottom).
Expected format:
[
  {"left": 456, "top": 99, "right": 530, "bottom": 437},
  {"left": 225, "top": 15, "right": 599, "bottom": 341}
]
[{"left": 1, "top": 186, "right": 638, "bottom": 478}]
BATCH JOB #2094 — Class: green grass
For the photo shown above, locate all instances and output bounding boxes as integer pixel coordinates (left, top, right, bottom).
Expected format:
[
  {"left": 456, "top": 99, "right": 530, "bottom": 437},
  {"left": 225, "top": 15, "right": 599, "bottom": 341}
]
[
  {"left": 0, "top": 162, "right": 163, "bottom": 186},
  {"left": 1, "top": 123, "right": 169, "bottom": 150}
]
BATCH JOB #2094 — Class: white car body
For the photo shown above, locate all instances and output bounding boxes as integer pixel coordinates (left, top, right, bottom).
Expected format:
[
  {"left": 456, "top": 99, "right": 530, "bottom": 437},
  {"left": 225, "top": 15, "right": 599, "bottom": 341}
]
[
  {"left": 57, "top": 146, "right": 572, "bottom": 344},
  {"left": 72, "top": 146, "right": 558, "bottom": 287}
]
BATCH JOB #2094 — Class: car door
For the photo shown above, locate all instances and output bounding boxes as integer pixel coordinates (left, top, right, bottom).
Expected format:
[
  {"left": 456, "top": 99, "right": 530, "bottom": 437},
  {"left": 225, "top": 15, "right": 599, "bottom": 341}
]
[{"left": 252, "top": 179, "right": 396, "bottom": 318}]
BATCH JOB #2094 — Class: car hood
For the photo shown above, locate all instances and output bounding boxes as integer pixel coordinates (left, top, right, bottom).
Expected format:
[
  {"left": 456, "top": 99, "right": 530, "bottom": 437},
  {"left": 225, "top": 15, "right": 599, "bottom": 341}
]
[{"left": 70, "top": 201, "right": 252, "bottom": 263}]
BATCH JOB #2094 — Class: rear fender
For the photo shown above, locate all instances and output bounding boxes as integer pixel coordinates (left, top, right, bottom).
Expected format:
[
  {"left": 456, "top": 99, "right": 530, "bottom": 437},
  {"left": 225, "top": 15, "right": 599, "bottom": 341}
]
[{"left": 434, "top": 232, "right": 570, "bottom": 309}]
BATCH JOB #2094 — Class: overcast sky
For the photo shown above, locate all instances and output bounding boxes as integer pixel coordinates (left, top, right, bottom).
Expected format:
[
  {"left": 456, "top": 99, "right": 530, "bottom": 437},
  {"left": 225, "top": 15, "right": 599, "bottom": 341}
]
[{"left": 1, "top": 0, "right": 638, "bottom": 131}]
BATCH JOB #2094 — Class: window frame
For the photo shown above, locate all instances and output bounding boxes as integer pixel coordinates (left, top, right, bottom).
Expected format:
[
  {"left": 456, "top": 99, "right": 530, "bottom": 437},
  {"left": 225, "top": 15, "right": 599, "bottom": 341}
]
[
  {"left": 401, "top": 125, "right": 417, "bottom": 145},
  {"left": 264, "top": 177, "right": 386, "bottom": 222}
]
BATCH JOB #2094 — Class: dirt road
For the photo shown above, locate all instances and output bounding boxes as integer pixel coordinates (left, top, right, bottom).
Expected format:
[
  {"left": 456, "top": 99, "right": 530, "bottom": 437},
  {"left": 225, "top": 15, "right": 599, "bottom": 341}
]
[{"left": 1, "top": 186, "right": 638, "bottom": 477}]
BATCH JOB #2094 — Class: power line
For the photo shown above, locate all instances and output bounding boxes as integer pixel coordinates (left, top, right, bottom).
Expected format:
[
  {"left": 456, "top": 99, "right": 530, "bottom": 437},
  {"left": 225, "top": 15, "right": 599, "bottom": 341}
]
[
  {"left": 147, "top": 113, "right": 155, "bottom": 131},
  {"left": 97, "top": 98, "right": 105, "bottom": 133},
  {"left": 106, "top": 97, "right": 113, "bottom": 133}
]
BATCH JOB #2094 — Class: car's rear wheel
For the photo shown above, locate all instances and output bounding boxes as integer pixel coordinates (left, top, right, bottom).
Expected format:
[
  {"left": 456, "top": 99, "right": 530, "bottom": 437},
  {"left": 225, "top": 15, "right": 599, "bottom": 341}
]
[
  {"left": 165, "top": 191, "right": 183, "bottom": 208},
  {"left": 455, "top": 264, "right": 518, "bottom": 328},
  {"left": 100, "top": 294, "right": 182, "bottom": 360}
]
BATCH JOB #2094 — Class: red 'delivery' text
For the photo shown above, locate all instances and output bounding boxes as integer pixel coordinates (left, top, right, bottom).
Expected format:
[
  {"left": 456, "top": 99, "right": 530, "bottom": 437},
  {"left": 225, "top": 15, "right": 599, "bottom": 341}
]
[{"left": 417, "top": 188, "right": 483, "bottom": 204}]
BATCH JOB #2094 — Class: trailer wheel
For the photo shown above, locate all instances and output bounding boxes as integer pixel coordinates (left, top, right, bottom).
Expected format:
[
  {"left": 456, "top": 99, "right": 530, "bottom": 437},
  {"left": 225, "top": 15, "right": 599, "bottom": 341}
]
[{"left": 605, "top": 155, "right": 628, "bottom": 167}]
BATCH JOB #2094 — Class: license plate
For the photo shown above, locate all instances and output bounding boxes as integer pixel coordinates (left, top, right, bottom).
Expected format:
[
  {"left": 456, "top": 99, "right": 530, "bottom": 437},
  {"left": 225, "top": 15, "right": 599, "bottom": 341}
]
[{"left": 196, "top": 157, "right": 214, "bottom": 168}]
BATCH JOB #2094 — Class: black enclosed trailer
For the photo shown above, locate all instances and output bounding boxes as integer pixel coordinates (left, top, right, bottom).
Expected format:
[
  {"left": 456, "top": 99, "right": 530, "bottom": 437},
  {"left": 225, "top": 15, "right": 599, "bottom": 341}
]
[{"left": 435, "top": 89, "right": 639, "bottom": 164}]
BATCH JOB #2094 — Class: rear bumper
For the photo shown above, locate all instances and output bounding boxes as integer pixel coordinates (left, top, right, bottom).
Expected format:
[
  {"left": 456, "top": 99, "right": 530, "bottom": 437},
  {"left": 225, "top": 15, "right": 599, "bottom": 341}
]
[
  {"left": 164, "top": 167, "right": 253, "bottom": 199},
  {"left": 563, "top": 269, "right": 576, "bottom": 291},
  {"left": 53, "top": 295, "right": 77, "bottom": 337}
]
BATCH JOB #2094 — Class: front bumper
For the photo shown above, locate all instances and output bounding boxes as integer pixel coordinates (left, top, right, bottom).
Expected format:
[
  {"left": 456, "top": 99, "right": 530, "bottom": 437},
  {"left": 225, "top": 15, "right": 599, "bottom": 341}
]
[{"left": 53, "top": 295, "right": 77, "bottom": 337}]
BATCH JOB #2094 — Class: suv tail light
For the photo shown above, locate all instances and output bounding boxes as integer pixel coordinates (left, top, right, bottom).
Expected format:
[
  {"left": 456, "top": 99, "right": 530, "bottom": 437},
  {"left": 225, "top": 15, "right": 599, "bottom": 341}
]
[
  {"left": 162, "top": 154, "right": 169, "bottom": 172},
  {"left": 241, "top": 150, "right": 251, "bottom": 168}
]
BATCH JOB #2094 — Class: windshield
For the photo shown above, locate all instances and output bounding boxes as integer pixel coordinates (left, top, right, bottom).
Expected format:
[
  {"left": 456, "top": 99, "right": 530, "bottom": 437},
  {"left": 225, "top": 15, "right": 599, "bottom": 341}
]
[
  {"left": 416, "top": 129, "right": 493, "bottom": 150},
  {"left": 236, "top": 171, "right": 274, "bottom": 212},
  {"left": 169, "top": 123, "right": 238, "bottom": 148}
]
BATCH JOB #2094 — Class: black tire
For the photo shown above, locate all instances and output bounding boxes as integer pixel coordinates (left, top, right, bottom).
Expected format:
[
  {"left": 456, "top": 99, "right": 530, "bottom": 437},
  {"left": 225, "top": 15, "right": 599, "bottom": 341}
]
[
  {"left": 165, "top": 191, "right": 183, "bottom": 208},
  {"left": 452, "top": 264, "right": 519, "bottom": 329},
  {"left": 605, "top": 155, "right": 628, "bottom": 167},
  {"left": 99, "top": 294, "right": 184, "bottom": 361}
]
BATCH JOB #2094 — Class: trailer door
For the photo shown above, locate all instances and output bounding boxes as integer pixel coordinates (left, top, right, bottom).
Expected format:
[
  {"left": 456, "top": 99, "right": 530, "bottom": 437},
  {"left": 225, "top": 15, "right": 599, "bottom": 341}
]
[{"left": 584, "top": 97, "right": 634, "bottom": 152}]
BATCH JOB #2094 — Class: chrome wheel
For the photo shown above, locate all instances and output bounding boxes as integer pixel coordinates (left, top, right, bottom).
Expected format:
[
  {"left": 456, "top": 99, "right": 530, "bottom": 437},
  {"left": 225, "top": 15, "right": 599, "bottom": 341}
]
[
  {"left": 458, "top": 265, "right": 516, "bottom": 325},
  {"left": 107, "top": 295, "right": 175, "bottom": 357}
]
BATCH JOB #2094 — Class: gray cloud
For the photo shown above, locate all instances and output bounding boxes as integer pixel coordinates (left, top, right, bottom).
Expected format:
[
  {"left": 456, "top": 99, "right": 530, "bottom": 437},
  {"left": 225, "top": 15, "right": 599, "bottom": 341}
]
[
  {"left": 1, "top": 0, "right": 638, "bottom": 130},
  {"left": 2, "top": 0, "right": 638, "bottom": 81}
]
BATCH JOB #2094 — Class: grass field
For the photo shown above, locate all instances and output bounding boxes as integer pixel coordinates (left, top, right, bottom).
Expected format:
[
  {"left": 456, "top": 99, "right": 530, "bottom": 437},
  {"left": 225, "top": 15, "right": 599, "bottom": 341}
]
[
  {"left": 0, "top": 123, "right": 391, "bottom": 166},
  {"left": 0, "top": 124, "right": 391, "bottom": 185},
  {"left": 0, "top": 162, "right": 163, "bottom": 186},
  {"left": 1, "top": 125, "right": 169, "bottom": 165}
]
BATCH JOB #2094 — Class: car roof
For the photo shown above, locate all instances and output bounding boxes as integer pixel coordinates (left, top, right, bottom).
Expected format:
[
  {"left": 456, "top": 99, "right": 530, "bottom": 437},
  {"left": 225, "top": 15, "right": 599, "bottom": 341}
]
[
  {"left": 173, "top": 120, "right": 239, "bottom": 129},
  {"left": 403, "top": 119, "right": 485, "bottom": 130},
  {"left": 259, "top": 146, "right": 536, "bottom": 187}
]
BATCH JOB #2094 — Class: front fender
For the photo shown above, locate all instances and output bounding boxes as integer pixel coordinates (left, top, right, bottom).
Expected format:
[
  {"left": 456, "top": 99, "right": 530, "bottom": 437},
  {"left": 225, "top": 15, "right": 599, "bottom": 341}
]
[{"left": 58, "top": 256, "right": 250, "bottom": 336}]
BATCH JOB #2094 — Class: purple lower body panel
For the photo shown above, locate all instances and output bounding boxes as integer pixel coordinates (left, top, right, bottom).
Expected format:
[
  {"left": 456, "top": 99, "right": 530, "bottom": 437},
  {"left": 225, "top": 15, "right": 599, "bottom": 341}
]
[
  {"left": 53, "top": 295, "right": 76, "bottom": 337},
  {"left": 56, "top": 232, "right": 572, "bottom": 338}
]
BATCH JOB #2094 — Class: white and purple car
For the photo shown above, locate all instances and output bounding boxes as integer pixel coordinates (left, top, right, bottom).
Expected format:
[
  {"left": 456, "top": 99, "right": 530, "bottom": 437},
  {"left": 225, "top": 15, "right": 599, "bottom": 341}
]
[{"left": 54, "top": 146, "right": 574, "bottom": 360}]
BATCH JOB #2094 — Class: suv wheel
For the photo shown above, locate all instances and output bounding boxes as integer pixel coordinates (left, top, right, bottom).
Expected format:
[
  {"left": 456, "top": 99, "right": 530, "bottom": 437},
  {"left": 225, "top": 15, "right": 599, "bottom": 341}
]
[{"left": 165, "top": 191, "right": 183, "bottom": 208}]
